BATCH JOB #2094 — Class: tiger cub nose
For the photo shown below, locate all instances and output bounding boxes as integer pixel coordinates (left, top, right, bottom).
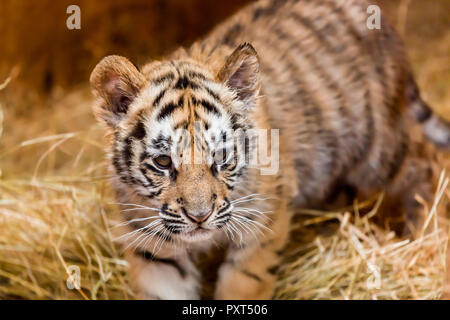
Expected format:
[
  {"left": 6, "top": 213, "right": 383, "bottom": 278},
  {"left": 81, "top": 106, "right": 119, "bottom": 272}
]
[{"left": 186, "top": 210, "right": 212, "bottom": 223}]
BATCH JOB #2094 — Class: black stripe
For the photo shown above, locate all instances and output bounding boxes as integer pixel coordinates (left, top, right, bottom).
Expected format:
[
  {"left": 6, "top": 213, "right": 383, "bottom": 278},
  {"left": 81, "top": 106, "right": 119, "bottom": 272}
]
[
  {"left": 174, "top": 76, "right": 199, "bottom": 90},
  {"left": 222, "top": 23, "right": 243, "bottom": 46},
  {"left": 241, "top": 270, "right": 262, "bottom": 282},
  {"left": 139, "top": 150, "right": 149, "bottom": 162},
  {"left": 203, "top": 86, "right": 220, "bottom": 101},
  {"left": 162, "top": 218, "right": 185, "bottom": 225},
  {"left": 130, "top": 121, "right": 146, "bottom": 140},
  {"left": 139, "top": 167, "right": 155, "bottom": 188},
  {"left": 147, "top": 189, "right": 162, "bottom": 199},
  {"left": 157, "top": 102, "right": 181, "bottom": 120},
  {"left": 160, "top": 204, "right": 183, "bottom": 219},
  {"left": 252, "top": 6, "right": 264, "bottom": 21},
  {"left": 229, "top": 113, "right": 244, "bottom": 131},
  {"left": 186, "top": 71, "right": 207, "bottom": 81},
  {"left": 135, "top": 250, "right": 186, "bottom": 278},
  {"left": 121, "top": 121, "right": 147, "bottom": 171},
  {"left": 267, "top": 265, "right": 279, "bottom": 275},
  {"left": 143, "top": 162, "right": 165, "bottom": 176},
  {"left": 218, "top": 198, "right": 231, "bottom": 215},
  {"left": 225, "top": 182, "right": 234, "bottom": 190},
  {"left": 251, "top": 0, "right": 286, "bottom": 22},
  {"left": 152, "top": 73, "right": 175, "bottom": 85},
  {"left": 207, "top": 42, "right": 220, "bottom": 57},
  {"left": 170, "top": 168, "right": 178, "bottom": 182},
  {"left": 215, "top": 213, "right": 231, "bottom": 222},
  {"left": 198, "top": 99, "right": 221, "bottom": 116},
  {"left": 158, "top": 95, "right": 185, "bottom": 121},
  {"left": 210, "top": 163, "right": 218, "bottom": 177},
  {"left": 122, "top": 137, "right": 133, "bottom": 168},
  {"left": 161, "top": 210, "right": 181, "bottom": 219},
  {"left": 415, "top": 103, "right": 432, "bottom": 123},
  {"left": 163, "top": 225, "right": 183, "bottom": 234},
  {"left": 153, "top": 88, "right": 168, "bottom": 107},
  {"left": 112, "top": 143, "right": 123, "bottom": 175},
  {"left": 359, "top": 91, "right": 375, "bottom": 163}
]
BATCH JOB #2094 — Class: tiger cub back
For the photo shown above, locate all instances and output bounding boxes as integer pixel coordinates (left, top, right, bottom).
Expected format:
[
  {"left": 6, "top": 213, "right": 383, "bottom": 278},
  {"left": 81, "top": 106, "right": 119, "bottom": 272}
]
[
  {"left": 179, "top": 0, "right": 440, "bottom": 213},
  {"left": 90, "top": 0, "right": 448, "bottom": 299}
]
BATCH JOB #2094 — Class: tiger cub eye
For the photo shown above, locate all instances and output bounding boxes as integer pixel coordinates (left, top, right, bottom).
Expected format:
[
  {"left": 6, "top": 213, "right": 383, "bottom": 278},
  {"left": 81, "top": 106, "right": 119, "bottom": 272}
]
[{"left": 154, "top": 155, "right": 172, "bottom": 169}]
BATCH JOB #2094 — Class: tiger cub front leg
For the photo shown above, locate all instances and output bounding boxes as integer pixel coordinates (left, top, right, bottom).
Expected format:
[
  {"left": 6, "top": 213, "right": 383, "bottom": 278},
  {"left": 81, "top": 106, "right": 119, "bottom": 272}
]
[
  {"left": 215, "top": 206, "right": 291, "bottom": 299},
  {"left": 126, "top": 248, "right": 200, "bottom": 300}
]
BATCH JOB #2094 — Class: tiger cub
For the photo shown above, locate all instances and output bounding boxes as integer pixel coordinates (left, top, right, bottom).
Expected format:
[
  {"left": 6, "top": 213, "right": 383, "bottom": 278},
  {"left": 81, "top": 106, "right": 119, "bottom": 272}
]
[{"left": 90, "top": 0, "right": 449, "bottom": 299}]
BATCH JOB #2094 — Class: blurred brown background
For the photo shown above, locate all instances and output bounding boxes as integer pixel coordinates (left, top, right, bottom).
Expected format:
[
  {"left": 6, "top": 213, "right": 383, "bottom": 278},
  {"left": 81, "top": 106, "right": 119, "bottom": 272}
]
[
  {"left": 0, "top": 0, "right": 250, "bottom": 102},
  {"left": 0, "top": 0, "right": 448, "bottom": 110}
]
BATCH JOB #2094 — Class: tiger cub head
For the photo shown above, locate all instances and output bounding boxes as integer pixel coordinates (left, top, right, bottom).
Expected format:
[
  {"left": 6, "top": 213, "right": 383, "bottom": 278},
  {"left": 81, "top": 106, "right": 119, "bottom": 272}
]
[{"left": 90, "top": 43, "right": 260, "bottom": 242}]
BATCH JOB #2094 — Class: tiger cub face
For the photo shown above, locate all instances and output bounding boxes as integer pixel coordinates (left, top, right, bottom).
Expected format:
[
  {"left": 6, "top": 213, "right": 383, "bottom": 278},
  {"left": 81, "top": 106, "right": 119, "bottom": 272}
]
[{"left": 90, "top": 44, "right": 259, "bottom": 242}]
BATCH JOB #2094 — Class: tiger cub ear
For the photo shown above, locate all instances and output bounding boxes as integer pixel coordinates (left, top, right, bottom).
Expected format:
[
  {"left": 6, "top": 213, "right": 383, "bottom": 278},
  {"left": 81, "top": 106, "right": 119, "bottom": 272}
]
[
  {"left": 90, "top": 55, "right": 146, "bottom": 127},
  {"left": 217, "top": 43, "right": 260, "bottom": 110}
]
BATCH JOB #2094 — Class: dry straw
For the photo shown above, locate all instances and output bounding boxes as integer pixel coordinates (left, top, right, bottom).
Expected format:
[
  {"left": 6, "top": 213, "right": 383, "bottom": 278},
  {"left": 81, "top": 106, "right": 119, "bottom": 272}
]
[
  {"left": 274, "top": 173, "right": 450, "bottom": 300},
  {"left": 0, "top": 86, "right": 448, "bottom": 300}
]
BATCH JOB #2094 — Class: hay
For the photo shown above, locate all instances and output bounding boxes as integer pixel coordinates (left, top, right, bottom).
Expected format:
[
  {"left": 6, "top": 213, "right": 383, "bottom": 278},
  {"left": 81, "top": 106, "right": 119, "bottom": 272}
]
[
  {"left": 0, "top": 87, "right": 132, "bottom": 299},
  {"left": 0, "top": 85, "right": 448, "bottom": 300},
  {"left": 275, "top": 177, "right": 450, "bottom": 299},
  {"left": 0, "top": 1, "right": 449, "bottom": 300}
]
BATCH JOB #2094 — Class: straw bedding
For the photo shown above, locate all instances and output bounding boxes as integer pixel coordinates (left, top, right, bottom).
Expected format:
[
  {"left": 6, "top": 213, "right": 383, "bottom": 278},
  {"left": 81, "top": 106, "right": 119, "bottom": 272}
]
[
  {"left": 0, "top": 1, "right": 449, "bottom": 299},
  {"left": 0, "top": 85, "right": 448, "bottom": 300}
]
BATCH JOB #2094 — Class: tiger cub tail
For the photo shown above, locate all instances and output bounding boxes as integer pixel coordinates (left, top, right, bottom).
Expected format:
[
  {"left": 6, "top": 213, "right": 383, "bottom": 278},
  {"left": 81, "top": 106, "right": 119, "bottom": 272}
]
[{"left": 407, "top": 75, "right": 450, "bottom": 149}]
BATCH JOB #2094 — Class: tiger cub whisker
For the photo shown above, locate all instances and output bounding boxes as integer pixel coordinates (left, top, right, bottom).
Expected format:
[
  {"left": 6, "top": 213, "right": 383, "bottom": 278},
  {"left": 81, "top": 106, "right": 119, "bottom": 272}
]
[
  {"left": 126, "top": 223, "right": 165, "bottom": 252},
  {"left": 112, "top": 216, "right": 160, "bottom": 228},
  {"left": 116, "top": 219, "right": 162, "bottom": 241}
]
